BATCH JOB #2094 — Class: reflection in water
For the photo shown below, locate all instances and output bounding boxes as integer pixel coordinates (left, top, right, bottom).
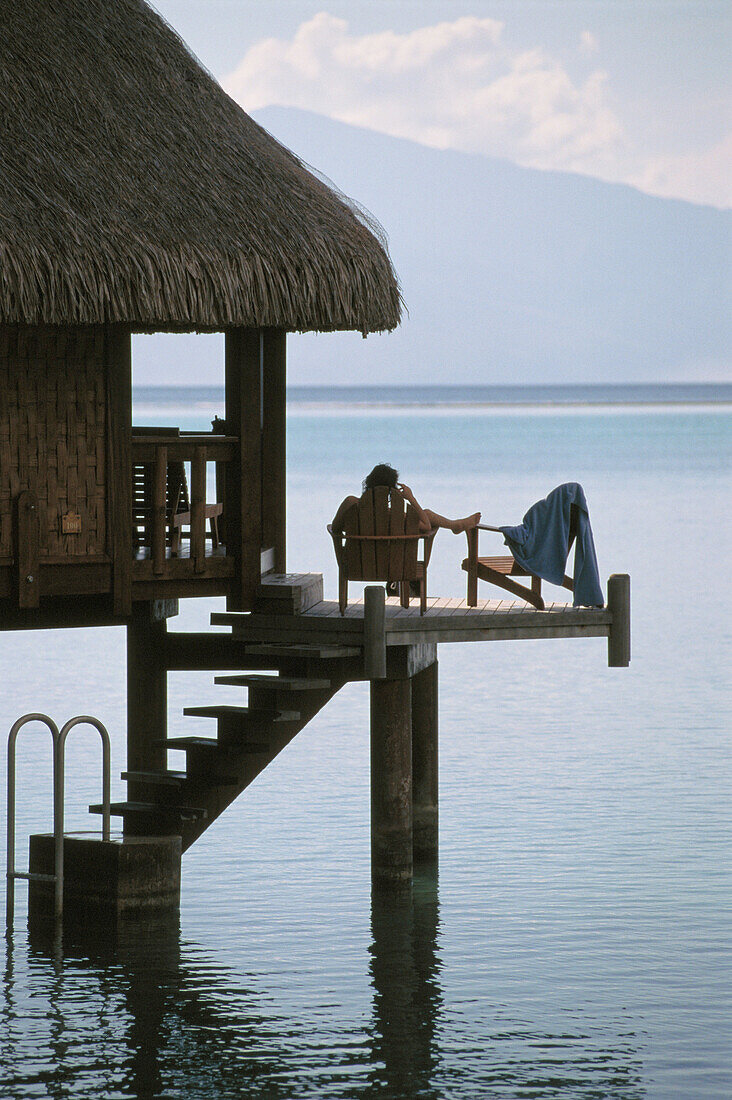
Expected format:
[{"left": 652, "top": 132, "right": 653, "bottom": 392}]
[
  {"left": 368, "top": 869, "right": 443, "bottom": 1099},
  {"left": 12, "top": 916, "right": 296, "bottom": 1100},
  {"left": 0, "top": 889, "right": 645, "bottom": 1100}
]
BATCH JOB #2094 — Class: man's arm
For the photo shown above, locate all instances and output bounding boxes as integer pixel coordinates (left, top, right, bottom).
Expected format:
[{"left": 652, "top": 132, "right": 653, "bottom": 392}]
[
  {"left": 332, "top": 495, "right": 359, "bottom": 533},
  {"left": 396, "top": 483, "right": 431, "bottom": 529}
]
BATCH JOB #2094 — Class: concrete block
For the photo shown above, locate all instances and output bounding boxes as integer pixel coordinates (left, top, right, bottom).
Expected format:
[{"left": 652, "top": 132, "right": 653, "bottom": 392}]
[{"left": 28, "top": 834, "right": 181, "bottom": 930}]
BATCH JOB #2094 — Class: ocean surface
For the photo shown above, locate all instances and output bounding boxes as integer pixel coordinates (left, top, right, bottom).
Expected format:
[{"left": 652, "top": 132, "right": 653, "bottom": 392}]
[{"left": 1, "top": 385, "right": 730, "bottom": 1099}]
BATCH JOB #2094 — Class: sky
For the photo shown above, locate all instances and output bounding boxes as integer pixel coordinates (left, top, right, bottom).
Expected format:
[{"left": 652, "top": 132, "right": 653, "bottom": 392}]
[
  {"left": 152, "top": 0, "right": 731, "bottom": 208},
  {"left": 134, "top": 2, "right": 730, "bottom": 386}
]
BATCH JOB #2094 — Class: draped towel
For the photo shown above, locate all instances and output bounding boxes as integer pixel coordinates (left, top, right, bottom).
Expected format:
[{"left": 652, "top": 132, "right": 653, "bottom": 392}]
[{"left": 499, "top": 483, "right": 604, "bottom": 608}]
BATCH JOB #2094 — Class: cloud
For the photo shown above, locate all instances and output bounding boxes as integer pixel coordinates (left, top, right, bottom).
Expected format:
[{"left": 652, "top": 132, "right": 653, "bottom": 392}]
[
  {"left": 224, "top": 13, "right": 623, "bottom": 175},
  {"left": 223, "top": 13, "right": 730, "bottom": 207},
  {"left": 629, "top": 134, "right": 732, "bottom": 208},
  {"left": 579, "top": 30, "right": 598, "bottom": 56}
]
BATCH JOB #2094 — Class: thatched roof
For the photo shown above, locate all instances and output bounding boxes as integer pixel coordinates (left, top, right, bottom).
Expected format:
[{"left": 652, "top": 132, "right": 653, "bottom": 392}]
[{"left": 0, "top": 0, "right": 401, "bottom": 333}]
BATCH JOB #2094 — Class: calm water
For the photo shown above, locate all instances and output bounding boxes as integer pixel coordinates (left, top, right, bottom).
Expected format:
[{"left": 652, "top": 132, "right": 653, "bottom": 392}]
[{"left": 1, "top": 392, "right": 730, "bottom": 1099}]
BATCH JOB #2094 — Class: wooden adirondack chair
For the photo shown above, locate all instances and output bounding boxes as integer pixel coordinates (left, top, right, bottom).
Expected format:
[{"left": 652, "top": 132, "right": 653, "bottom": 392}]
[
  {"left": 169, "top": 482, "right": 222, "bottom": 555},
  {"left": 328, "top": 486, "right": 437, "bottom": 614},
  {"left": 132, "top": 427, "right": 222, "bottom": 557},
  {"left": 462, "top": 518, "right": 576, "bottom": 610}
]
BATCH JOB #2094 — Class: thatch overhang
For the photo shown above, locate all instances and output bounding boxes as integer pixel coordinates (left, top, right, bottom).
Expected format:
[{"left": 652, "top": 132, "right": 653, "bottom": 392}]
[{"left": 0, "top": 0, "right": 401, "bottom": 334}]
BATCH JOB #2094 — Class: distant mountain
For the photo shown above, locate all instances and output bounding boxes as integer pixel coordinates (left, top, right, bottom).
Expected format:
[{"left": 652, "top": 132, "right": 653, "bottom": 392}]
[{"left": 252, "top": 106, "right": 730, "bottom": 385}]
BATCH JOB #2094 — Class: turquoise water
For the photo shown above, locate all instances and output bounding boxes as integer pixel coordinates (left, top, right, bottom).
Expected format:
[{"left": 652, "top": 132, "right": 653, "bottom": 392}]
[{"left": 1, "top": 398, "right": 730, "bottom": 1098}]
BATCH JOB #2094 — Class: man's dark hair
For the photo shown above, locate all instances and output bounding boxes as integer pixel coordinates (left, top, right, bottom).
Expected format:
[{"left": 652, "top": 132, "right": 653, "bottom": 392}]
[{"left": 363, "top": 463, "right": 398, "bottom": 493}]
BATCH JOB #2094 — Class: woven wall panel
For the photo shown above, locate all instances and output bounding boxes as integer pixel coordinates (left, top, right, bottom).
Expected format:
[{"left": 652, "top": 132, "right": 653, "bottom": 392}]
[{"left": 0, "top": 325, "right": 107, "bottom": 559}]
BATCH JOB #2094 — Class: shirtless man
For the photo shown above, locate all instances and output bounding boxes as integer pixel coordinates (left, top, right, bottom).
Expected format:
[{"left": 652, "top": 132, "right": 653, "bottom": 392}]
[{"left": 332, "top": 463, "right": 480, "bottom": 535}]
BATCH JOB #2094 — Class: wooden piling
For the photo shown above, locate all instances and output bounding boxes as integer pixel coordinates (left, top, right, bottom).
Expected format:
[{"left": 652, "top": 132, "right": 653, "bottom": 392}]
[
  {"left": 126, "top": 604, "right": 168, "bottom": 809},
  {"left": 607, "top": 573, "right": 631, "bottom": 667},
  {"left": 364, "top": 585, "right": 386, "bottom": 680},
  {"left": 411, "top": 660, "right": 438, "bottom": 860},
  {"left": 370, "top": 677, "right": 412, "bottom": 885}
]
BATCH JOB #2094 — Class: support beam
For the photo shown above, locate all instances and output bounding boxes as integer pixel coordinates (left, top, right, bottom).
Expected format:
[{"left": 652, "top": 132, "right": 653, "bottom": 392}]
[
  {"left": 225, "top": 328, "right": 262, "bottom": 611},
  {"left": 411, "top": 660, "right": 438, "bottom": 860},
  {"left": 163, "top": 631, "right": 251, "bottom": 670},
  {"left": 370, "top": 677, "right": 412, "bottom": 885},
  {"left": 607, "top": 573, "right": 631, "bottom": 667},
  {"left": 261, "top": 329, "right": 286, "bottom": 574},
  {"left": 126, "top": 604, "right": 168, "bottom": 810}
]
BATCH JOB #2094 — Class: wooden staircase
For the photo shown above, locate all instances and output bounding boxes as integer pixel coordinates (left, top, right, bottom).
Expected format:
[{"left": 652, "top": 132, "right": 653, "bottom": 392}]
[{"left": 90, "top": 640, "right": 361, "bottom": 851}]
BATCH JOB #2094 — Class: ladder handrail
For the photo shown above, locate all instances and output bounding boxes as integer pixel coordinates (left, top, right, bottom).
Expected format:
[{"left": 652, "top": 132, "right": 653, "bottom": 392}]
[
  {"left": 55, "top": 717, "right": 112, "bottom": 921},
  {"left": 6, "top": 713, "right": 112, "bottom": 928},
  {"left": 6, "top": 713, "right": 60, "bottom": 930}
]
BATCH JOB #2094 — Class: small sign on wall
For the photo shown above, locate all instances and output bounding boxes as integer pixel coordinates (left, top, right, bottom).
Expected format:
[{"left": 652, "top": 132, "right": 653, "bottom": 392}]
[{"left": 61, "top": 512, "right": 82, "bottom": 534}]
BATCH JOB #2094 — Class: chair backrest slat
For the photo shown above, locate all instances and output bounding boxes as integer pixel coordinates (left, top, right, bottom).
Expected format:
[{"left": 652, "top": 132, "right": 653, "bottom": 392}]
[
  {"left": 339, "top": 489, "right": 426, "bottom": 582},
  {"left": 373, "top": 487, "right": 391, "bottom": 578},
  {"left": 358, "top": 492, "right": 377, "bottom": 578},
  {"left": 388, "top": 490, "right": 406, "bottom": 579},
  {"left": 403, "top": 502, "right": 420, "bottom": 577},
  {"left": 343, "top": 502, "right": 361, "bottom": 576}
]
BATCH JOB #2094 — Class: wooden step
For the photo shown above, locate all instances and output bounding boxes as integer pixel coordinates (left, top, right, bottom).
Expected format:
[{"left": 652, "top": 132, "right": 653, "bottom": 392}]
[
  {"left": 121, "top": 769, "right": 238, "bottom": 787},
  {"left": 182, "top": 705, "right": 301, "bottom": 723},
  {"left": 213, "top": 674, "right": 330, "bottom": 690},
  {"left": 89, "top": 800, "right": 207, "bottom": 821},
  {"left": 158, "top": 736, "right": 216, "bottom": 750},
  {"left": 245, "top": 644, "right": 361, "bottom": 659},
  {"left": 253, "top": 573, "right": 324, "bottom": 614},
  {"left": 161, "top": 736, "right": 270, "bottom": 754},
  {"left": 121, "top": 769, "right": 187, "bottom": 786}
]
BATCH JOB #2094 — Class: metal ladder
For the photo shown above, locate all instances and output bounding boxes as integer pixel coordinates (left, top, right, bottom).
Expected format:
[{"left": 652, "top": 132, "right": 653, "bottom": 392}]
[{"left": 6, "top": 714, "right": 111, "bottom": 928}]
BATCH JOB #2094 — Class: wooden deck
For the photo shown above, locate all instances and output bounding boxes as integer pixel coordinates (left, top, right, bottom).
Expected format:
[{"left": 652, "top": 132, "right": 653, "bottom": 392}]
[
  {"left": 213, "top": 586, "right": 613, "bottom": 648},
  {"left": 81, "top": 571, "right": 627, "bottom": 860}
]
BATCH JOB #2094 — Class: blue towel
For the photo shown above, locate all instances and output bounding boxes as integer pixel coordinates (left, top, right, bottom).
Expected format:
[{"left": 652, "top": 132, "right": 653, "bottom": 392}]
[{"left": 499, "top": 483, "right": 604, "bottom": 607}]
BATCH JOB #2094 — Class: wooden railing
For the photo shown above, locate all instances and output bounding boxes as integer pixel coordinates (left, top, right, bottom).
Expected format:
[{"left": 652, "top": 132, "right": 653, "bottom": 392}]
[{"left": 131, "top": 430, "right": 236, "bottom": 579}]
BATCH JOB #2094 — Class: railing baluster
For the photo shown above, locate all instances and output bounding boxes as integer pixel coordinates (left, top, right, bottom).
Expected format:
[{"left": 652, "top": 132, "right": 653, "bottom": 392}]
[
  {"left": 152, "top": 445, "right": 167, "bottom": 575},
  {"left": 191, "top": 446, "right": 206, "bottom": 573}
]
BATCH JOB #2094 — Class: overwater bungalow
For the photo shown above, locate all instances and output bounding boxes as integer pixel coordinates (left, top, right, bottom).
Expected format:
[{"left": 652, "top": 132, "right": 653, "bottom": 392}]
[{"left": 2, "top": 0, "right": 628, "bottom": 927}]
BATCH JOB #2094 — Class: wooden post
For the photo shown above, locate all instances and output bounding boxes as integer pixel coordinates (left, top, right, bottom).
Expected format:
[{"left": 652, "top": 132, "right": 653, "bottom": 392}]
[
  {"left": 412, "top": 659, "right": 438, "bottom": 860},
  {"left": 371, "top": 677, "right": 413, "bottom": 885},
  {"left": 126, "top": 603, "right": 168, "bottom": 809},
  {"left": 607, "top": 573, "right": 631, "bottom": 667},
  {"left": 106, "top": 325, "right": 132, "bottom": 616},
  {"left": 466, "top": 526, "right": 478, "bottom": 607},
  {"left": 364, "top": 585, "right": 387, "bottom": 680},
  {"left": 225, "top": 328, "right": 262, "bottom": 610},
  {"left": 16, "top": 490, "right": 40, "bottom": 608},
  {"left": 262, "top": 328, "right": 286, "bottom": 574},
  {"left": 152, "top": 445, "right": 167, "bottom": 576},
  {"left": 190, "top": 446, "right": 206, "bottom": 574}
]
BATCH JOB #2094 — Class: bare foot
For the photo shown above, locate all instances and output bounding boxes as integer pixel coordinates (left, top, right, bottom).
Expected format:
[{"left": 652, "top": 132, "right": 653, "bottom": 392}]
[{"left": 452, "top": 512, "right": 481, "bottom": 533}]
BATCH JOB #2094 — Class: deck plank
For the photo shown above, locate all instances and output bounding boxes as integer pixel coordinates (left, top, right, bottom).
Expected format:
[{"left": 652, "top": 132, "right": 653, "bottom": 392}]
[{"left": 212, "top": 591, "right": 611, "bottom": 648}]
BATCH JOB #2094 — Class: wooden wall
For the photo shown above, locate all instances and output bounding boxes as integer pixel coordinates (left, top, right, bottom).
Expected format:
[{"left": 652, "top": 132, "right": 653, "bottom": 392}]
[{"left": 0, "top": 325, "right": 107, "bottom": 562}]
